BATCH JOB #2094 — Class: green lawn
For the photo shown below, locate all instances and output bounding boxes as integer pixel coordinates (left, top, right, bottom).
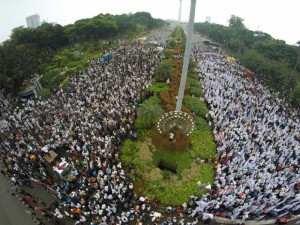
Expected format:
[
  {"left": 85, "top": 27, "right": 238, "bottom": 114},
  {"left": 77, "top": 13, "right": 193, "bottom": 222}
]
[{"left": 152, "top": 148, "right": 193, "bottom": 179}]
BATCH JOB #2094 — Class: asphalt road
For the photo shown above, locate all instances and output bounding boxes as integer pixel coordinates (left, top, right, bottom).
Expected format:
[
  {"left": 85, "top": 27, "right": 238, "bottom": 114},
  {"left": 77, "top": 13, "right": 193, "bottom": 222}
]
[{"left": 0, "top": 172, "right": 36, "bottom": 225}]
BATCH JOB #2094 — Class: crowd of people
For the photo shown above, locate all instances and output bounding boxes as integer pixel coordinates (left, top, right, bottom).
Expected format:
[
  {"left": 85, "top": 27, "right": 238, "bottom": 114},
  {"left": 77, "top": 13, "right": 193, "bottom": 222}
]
[
  {"left": 0, "top": 41, "right": 167, "bottom": 224},
  {"left": 194, "top": 52, "right": 300, "bottom": 222},
  {"left": 1, "top": 27, "right": 300, "bottom": 225}
]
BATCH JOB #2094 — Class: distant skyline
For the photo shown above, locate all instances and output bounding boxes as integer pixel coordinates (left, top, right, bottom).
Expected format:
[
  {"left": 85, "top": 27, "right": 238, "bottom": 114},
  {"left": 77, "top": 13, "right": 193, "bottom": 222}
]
[{"left": 0, "top": 0, "right": 299, "bottom": 45}]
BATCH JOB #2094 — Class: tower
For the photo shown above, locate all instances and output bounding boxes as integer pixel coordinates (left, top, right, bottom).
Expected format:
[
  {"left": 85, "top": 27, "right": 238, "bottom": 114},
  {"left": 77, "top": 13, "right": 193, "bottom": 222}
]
[{"left": 26, "top": 14, "right": 40, "bottom": 28}]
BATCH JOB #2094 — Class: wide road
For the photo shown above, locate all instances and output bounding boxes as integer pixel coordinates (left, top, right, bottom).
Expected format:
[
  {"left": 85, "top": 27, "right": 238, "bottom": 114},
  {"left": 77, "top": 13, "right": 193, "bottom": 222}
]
[{"left": 0, "top": 172, "right": 35, "bottom": 225}]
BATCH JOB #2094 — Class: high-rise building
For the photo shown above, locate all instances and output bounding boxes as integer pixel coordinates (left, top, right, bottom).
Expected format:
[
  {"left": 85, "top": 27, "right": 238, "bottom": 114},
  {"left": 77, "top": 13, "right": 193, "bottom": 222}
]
[
  {"left": 26, "top": 14, "right": 40, "bottom": 28},
  {"left": 205, "top": 16, "right": 211, "bottom": 23}
]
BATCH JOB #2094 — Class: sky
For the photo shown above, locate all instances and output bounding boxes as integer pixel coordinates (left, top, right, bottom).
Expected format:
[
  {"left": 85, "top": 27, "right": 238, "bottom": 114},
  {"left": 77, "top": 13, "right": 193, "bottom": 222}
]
[{"left": 0, "top": 0, "right": 299, "bottom": 45}]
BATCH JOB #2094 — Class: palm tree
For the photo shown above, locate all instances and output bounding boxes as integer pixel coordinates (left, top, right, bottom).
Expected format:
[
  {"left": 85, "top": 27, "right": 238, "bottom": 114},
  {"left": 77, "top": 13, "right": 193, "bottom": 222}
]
[{"left": 138, "top": 96, "right": 165, "bottom": 129}]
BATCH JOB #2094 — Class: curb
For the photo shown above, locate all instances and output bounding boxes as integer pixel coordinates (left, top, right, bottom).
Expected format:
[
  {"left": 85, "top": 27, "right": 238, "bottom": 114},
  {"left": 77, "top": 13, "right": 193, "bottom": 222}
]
[{"left": 213, "top": 216, "right": 276, "bottom": 225}]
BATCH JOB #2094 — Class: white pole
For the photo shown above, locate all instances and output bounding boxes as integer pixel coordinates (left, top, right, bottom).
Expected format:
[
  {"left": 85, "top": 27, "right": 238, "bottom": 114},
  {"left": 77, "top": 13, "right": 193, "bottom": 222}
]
[
  {"left": 175, "top": 0, "right": 197, "bottom": 111},
  {"left": 178, "top": 0, "right": 183, "bottom": 23}
]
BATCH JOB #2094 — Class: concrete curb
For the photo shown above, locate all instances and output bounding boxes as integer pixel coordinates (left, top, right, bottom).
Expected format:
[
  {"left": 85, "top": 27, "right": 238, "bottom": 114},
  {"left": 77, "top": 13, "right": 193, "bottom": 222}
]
[
  {"left": 213, "top": 214, "right": 300, "bottom": 224},
  {"left": 213, "top": 216, "right": 276, "bottom": 225}
]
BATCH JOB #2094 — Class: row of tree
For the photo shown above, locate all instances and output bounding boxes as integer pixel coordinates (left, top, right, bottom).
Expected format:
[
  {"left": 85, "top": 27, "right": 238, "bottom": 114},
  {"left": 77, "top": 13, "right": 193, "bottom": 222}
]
[
  {"left": 195, "top": 15, "right": 300, "bottom": 107},
  {"left": 0, "top": 12, "right": 165, "bottom": 96}
]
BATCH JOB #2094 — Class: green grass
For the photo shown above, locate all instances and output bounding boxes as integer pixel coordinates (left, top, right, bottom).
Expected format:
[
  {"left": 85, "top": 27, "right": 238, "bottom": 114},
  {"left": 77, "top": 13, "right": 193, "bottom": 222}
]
[
  {"left": 143, "top": 163, "right": 215, "bottom": 206},
  {"left": 152, "top": 149, "right": 193, "bottom": 179}
]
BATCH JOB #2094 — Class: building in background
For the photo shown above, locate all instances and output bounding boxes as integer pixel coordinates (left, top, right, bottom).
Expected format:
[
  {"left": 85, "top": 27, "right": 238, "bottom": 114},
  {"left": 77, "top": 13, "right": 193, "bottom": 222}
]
[
  {"left": 205, "top": 16, "right": 211, "bottom": 23},
  {"left": 26, "top": 14, "right": 40, "bottom": 28}
]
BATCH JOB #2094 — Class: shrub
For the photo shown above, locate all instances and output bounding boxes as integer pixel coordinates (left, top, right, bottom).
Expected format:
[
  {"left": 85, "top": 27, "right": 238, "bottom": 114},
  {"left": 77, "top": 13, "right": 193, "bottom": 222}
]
[
  {"left": 162, "top": 49, "right": 174, "bottom": 59},
  {"left": 148, "top": 83, "right": 169, "bottom": 93},
  {"left": 198, "top": 163, "right": 215, "bottom": 184},
  {"left": 69, "top": 50, "right": 82, "bottom": 60},
  {"left": 155, "top": 60, "right": 174, "bottom": 82},
  {"left": 190, "top": 86, "right": 204, "bottom": 97},
  {"left": 168, "top": 39, "right": 176, "bottom": 48},
  {"left": 59, "top": 77, "right": 70, "bottom": 88},
  {"left": 144, "top": 163, "right": 215, "bottom": 206},
  {"left": 187, "top": 77, "right": 200, "bottom": 88},
  {"left": 120, "top": 139, "right": 141, "bottom": 165},
  {"left": 186, "top": 77, "right": 202, "bottom": 97},
  {"left": 188, "top": 61, "right": 197, "bottom": 74},
  {"left": 39, "top": 88, "right": 51, "bottom": 99},
  {"left": 159, "top": 90, "right": 176, "bottom": 112},
  {"left": 184, "top": 95, "right": 208, "bottom": 119},
  {"left": 190, "top": 130, "right": 216, "bottom": 159},
  {"left": 194, "top": 117, "right": 211, "bottom": 132},
  {"left": 188, "top": 71, "right": 198, "bottom": 80},
  {"left": 162, "top": 170, "right": 173, "bottom": 180},
  {"left": 134, "top": 118, "right": 148, "bottom": 130}
]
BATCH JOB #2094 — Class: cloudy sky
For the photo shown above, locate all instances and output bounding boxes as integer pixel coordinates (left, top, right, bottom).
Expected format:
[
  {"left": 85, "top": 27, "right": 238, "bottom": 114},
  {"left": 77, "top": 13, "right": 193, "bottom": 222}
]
[{"left": 0, "top": 0, "right": 299, "bottom": 45}]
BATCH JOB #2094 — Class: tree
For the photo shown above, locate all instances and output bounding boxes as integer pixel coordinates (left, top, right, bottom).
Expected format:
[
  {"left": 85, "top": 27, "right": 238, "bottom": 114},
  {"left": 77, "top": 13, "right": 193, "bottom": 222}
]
[
  {"left": 137, "top": 96, "right": 165, "bottom": 129},
  {"left": 291, "top": 82, "right": 300, "bottom": 106},
  {"left": 0, "top": 11, "right": 165, "bottom": 97},
  {"left": 287, "top": 41, "right": 300, "bottom": 85},
  {"left": 10, "top": 26, "right": 36, "bottom": 45},
  {"left": 194, "top": 21, "right": 300, "bottom": 107},
  {"left": 228, "top": 15, "right": 246, "bottom": 29},
  {"left": 155, "top": 60, "right": 174, "bottom": 82}
]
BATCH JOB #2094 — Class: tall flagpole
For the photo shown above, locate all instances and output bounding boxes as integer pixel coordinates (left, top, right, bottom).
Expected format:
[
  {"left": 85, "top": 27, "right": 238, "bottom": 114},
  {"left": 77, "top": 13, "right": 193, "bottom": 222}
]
[
  {"left": 178, "top": 0, "right": 183, "bottom": 23},
  {"left": 175, "top": 0, "right": 197, "bottom": 111}
]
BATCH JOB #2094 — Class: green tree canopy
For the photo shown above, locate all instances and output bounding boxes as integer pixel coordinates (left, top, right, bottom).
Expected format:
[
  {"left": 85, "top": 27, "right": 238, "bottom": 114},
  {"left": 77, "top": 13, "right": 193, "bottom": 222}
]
[
  {"left": 154, "top": 60, "right": 174, "bottom": 82},
  {"left": 194, "top": 21, "right": 300, "bottom": 107},
  {"left": 0, "top": 12, "right": 165, "bottom": 97},
  {"left": 136, "top": 95, "right": 165, "bottom": 129},
  {"left": 228, "top": 15, "right": 246, "bottom": 29}
]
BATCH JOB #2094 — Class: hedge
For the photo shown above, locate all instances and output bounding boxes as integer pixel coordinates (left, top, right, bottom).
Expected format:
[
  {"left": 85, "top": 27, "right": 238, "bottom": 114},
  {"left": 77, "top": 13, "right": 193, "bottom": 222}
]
[
  {"left": 190, "top": 86, "right": 204, "bottom": 97},
  {"left": 194, "top": 117, "right": 211, "bottom": 132},
  {"left": 148, "top": 82, "right": 169, "bottom": 93},
  {"left": 184, "top": 95, "right": 208, "bottom": 119},
  {"left": 187, "top": 77, "right": 200, "bottom": 88},
  {"left": 190, "top": 130, "right": 216, "bottom": 159}
]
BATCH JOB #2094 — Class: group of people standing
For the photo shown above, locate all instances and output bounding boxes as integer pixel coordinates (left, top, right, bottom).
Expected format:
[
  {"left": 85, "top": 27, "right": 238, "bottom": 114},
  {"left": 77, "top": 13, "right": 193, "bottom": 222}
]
[
  {"left": 0, "top": 42, "right": 164, "bottom": 224},
  {"left": 194, "top": 52, "right": 300, "bottom": 222},
  {"left": 1, "top": 28, "right": 299, "bottom": 225}
]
